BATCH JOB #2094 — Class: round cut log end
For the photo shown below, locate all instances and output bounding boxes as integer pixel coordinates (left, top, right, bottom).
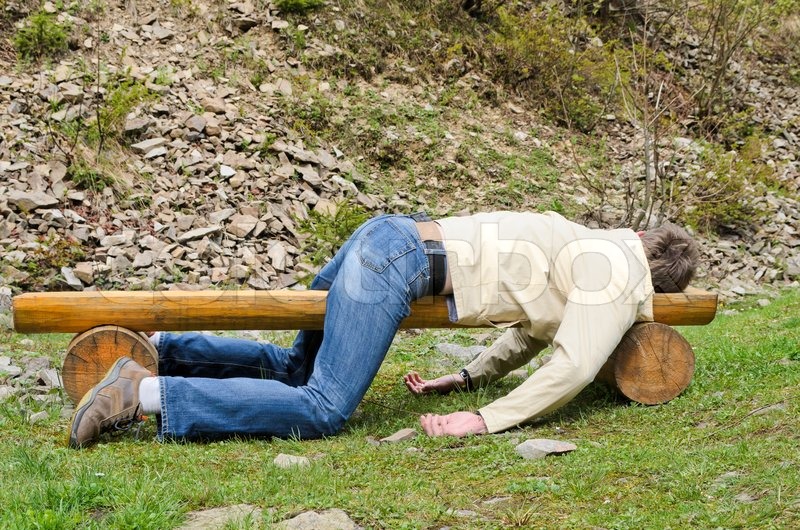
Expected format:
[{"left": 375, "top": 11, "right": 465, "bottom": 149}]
[{"left": 63, "top": 325, "right": 158, "bottom": 403}]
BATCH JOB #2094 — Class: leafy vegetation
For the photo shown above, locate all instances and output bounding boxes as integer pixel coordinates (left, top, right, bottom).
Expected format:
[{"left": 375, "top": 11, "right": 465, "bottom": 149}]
[
  {"left": 275, "top": 0, "right": 325, "bottom": 14},
  {"left": 13, "top": 10, "right": 69, "bottom": 61},
  {"left": 0, "top": 290, "right": 798, "bottom": 527},
  {"left": 297, "top": 200, "right": 370, "bottom": 270}
]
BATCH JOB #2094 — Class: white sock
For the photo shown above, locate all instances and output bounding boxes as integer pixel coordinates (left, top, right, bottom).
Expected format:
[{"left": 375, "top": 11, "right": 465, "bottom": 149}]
[
  {"left": 148, "top": 332, "right": 161, "bottom": 351},
  {"left": 139, "top": 377, "right": 161, "bottom": 414}
]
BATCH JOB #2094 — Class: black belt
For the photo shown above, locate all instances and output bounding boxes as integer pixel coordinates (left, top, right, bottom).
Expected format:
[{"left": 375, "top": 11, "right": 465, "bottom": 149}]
[
  {"left": 409, "top": 212, "right": 447, "bottom": 296},
  {"left": 424, "top": 240, "right": 446, "bottom": 296}
]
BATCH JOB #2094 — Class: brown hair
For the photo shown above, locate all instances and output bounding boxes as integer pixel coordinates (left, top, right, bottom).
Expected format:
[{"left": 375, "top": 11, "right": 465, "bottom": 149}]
[{"left": 640, "top": 223, "right": 700, "bottom": 293}]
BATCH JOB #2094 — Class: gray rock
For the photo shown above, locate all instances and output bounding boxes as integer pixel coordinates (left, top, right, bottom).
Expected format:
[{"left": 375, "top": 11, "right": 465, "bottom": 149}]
[
  {"left": 144, "top": 146, "right": 168, "bottom": 159},
  {"left": 100, "top": 234, "right": 129, "bottom": 247},
  {"left": 133, "top": 251, "right": 154, "bottom": 268},
  {"left": 29, "top": 411, "right": 49, "bottom": 425},
  {"left": 227, "top": 214, "right": 259, "bottom": 238},
  {"left": 185, "top": 115, "right": 207, "bottom": 133},
  {"left": 219, "top": 165, "right": 236, "bottom": 178},
  {"left": 0, "top": 386, "right": 17, "bottom": 400},
  {"left": 1, "top": 365, "right": 23, "bottom": 378},
  {"left": 177, "top": 504, "right": 263, "bottom": 530},
  {"left": 273, "top": 453, "right": 310, "bottom": 468},
  {"left": 151, "top": 24, "right": 175, "bottom": 41},
  {"left": 73, "top": 262, "right": 95, "bottom": 284},
  {"left": 61, "top": 267, "right": 84, "bottom": 290},
  {"left": 275, "top": 509, "right": 359, "bottom": 530},
  {"left": 131, "top": 138, "right": 167, "bottom": 154},
  {"left": 7, "top": 190, "right": 59, "bottom": 211},
  {"left": 435, "top": 343, "right": 485, "bottom": 361},
  {"left": 178, "top": 226, "right": 222, "bottom": 243},
  {"left": 202, "top": 97, "right": 227, "bottom": 114},
  {"left": 124, "top": 117, "right": 151, "bottom": 135},
  {"left": 37, "top": 368, "right": 62, "bottom": 388},
  {"left": 757, "top": 298, "right": 770, "bottom": 307},
  {"left": 379, "top": 428, "right": 417, "bottom": 443},
  {"left": 268, "top": 243, "right": 288, "bottom": 271},
  {"left": 515, "top": 439, "right": 577, "bottom": 460},
  {"left": 209, "top": 208, "right": 236, "bottom": 225}
]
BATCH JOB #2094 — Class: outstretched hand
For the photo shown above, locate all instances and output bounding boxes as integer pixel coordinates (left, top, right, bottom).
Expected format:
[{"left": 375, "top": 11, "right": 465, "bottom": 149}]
[
  {"left": 404, "top": 371, "right": 464, "bottom": 395},
  {"left": 420, "top": 411, "right": 488, "bottom": 437}
]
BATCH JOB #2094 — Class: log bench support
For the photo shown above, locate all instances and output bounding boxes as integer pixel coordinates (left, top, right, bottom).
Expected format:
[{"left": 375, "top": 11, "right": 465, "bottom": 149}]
[{"left": 12, "top": 289, "right": 717, "bottom": 405}]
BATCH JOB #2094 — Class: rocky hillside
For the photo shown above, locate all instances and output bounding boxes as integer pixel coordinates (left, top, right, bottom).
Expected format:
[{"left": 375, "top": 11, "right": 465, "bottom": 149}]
[{"left": 1, "top": 0, "right": 799, "bottom": 318}]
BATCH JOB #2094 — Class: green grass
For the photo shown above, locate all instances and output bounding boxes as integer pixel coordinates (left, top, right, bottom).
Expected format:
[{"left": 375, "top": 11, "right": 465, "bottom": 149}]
[{"left": 0, "top": 291, "right": 798, "bottom": 528}]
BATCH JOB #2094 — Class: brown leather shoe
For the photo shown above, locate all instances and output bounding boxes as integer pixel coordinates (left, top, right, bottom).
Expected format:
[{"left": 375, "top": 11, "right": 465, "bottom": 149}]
[{"left": 68, "top": 357, "right": 151, "bottom": 449}]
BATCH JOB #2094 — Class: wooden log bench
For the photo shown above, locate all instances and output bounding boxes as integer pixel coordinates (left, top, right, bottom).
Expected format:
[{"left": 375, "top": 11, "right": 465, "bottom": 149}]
[{"left": 12, "top": 288, "right": 717, "bottom": 405}]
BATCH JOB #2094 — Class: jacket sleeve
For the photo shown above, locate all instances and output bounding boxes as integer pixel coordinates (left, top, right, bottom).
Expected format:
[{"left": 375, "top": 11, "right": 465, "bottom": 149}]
[
  {"left": 464, "top": 328, "right": 548, "bottom": 385},
  {"left": 476, "top": 295, "right": 637, "bottom": 433}
]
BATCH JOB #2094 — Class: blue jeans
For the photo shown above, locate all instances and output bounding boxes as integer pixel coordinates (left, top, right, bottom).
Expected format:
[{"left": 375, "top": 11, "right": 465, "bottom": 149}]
[{"left": 154, "top": 214, "right": 434, "bottom": 440}]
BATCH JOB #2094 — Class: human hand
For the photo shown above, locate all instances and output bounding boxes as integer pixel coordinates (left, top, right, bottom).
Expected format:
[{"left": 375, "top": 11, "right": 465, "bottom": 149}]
[
  {"left": 404, "top": 371, "right": 464, "bottom": 395},
  {"left": 419, "top": 411, "right": 488, "bottom": 437}
]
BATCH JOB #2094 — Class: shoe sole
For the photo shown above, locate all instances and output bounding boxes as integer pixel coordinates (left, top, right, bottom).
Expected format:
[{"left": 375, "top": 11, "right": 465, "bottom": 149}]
[{"left": 68, "top": 357, "right": 131, "bottom": 449}]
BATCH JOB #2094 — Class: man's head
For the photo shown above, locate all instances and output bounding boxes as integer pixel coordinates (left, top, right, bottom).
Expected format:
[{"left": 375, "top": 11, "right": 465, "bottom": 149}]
[{"left": 640, "top": 223, "right": 700, "bottom": 293}]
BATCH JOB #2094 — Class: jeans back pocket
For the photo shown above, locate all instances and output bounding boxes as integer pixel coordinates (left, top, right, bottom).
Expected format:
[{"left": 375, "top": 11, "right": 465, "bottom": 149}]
[{"left": 357, "top": 218, "right": 416, "bottom": 273}]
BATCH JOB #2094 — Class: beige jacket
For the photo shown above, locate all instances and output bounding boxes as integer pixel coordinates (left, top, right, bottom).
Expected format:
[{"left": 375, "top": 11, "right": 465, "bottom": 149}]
[{"left": 437, "top": 211, "right": 654, "bottom": 433}]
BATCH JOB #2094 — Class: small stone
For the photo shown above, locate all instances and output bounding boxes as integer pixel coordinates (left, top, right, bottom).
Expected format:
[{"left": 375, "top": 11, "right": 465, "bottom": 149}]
[
  {"left": 73, "top": 262, "right": 95, "bottom": 284},
  {"left": 152, "top": 24, "right": 175, "bottom": 41},
  {"left": 515, "top": 439, "right": 577, "bottom": 460},
  {"left": 436, "top": 343, "right": 485, "bottom": 361},
  {"left": 7, "top": 190, "right": 59, "bottom": 211},
  {"left": 227, "top": 214, "right": 259, "bottom": 238},
  {"left": 379, "top": 428, "right": 417, "bottom": 443},
  {"left": 131, "top": 138, "right": 167, "bottom": 154},
  {"left": 273, "top": 453, "right": 310, "bottom": 468},
  {"left": 177, "top": 226, "right": 222, "bottom": 243},
  {"left": 61, "top": 267, "right": 84, "bottom": 290},
  {"left": 144, "top": 146, "right": 168, "bottom": 159},
  {"left": 219, "top": 165, "right": 236, "bottom": 178},
  {"left": 268, "top": 243, "right": 288, "bottom": 271},
  {"left": 1, "top": 365, "right": 22, "bottom": 378},
  {"left": 185, "top": 115, "right": 207, "bottom": 133},
  {"left": 0, "top": 386, "right": 17, "bottom": 400},
  {"left": 124, "top": 117, "right": 151, "bottom": 134},
  {"left": 275, "top": 509, "right": 358, "bottom": 530},
  {"left": 177, "top": 504, "right": 263, "bottom": 530},
  {"left": 29, "top": 411, "right": 49, "bottom": 425},
  {"left": 731, "top": 285, "right": 747, "bottom": 296},
  {"left": 202, "top": 97, "right": 227, "bottom": 114},
  {"left": 133, "top": 251, "right": 154, "bottom": 268},
  {"left": 757, "top": 299, "right": 770, "bottom": 307},
  {"left": 37, "top": 368, "right": 61, "bottom": 388},
  {"left": 229, "top": 264, "right": 249, "bottom": 279},
  {"left": 272, "top": 20, "right": 289, "bottom": 30},
  {"left": 735, "top": 492, "right": 757, "bottom": 503}
]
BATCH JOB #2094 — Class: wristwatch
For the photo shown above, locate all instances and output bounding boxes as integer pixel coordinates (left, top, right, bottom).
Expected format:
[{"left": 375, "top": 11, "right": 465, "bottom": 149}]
[{"left": 459, "top": 368, "right": 474, "bottom": 391}]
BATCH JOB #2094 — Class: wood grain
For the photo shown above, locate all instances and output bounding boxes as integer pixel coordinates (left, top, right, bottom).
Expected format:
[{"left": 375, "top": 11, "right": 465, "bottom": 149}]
[
  {"left": 12, "top": 288, "right": 717, "bottom": 333},
  {"left": 62, "top": 325, "right": 158, "bottom": 403},
  {"left": 595, "top": 322, "right": 695, "bottom": 404}
]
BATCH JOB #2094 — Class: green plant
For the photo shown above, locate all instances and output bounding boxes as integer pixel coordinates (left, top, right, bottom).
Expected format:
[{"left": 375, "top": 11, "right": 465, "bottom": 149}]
[
  {"left": 297, "top": 201, "right": 369, "bottom": 269},
  {"left": 13, "top": 235, "right": 86, "bottom": 290},
  {"left": 67, "top": 161, "right": 116, "bottom": 192},
  {"left": 13, "top": 10, "right": 69, "bottom": 61},
  {"left": 276, "top": 0, "right": 325, "bottom": 14}
]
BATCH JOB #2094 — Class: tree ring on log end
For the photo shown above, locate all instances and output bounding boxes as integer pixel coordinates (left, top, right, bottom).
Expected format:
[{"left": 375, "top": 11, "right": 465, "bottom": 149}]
[
  {"left": 611, "top": 322, "right": 695, "bottom": 405},
  {"left": 63, "top": 325, "right": 158, "bottom": 404}
]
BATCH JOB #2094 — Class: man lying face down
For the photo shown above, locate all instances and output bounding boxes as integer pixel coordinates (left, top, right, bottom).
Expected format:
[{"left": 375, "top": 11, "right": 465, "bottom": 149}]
[{"left": 67, "top": 211, "right": 699, "bottom": 448}]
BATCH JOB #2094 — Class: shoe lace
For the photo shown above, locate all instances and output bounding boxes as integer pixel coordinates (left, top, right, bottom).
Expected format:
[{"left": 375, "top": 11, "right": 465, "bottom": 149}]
[{"left": 112, "top": 404, "right": 146, "bottom": 440}]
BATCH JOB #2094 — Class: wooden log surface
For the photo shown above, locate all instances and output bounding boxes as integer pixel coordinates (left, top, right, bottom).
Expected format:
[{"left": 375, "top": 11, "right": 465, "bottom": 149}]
[
  {"left": 12, "top": 287, "right": 717, "bottom": 334},
  {"left": 595, "top": 322, "right": 695, "bottom": 404},
  {"left": 63, "top": 325, "right": 158, "bottom": 403},
  {"left": 61, "top": 322, "right": 695, "bottom": 405}
]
